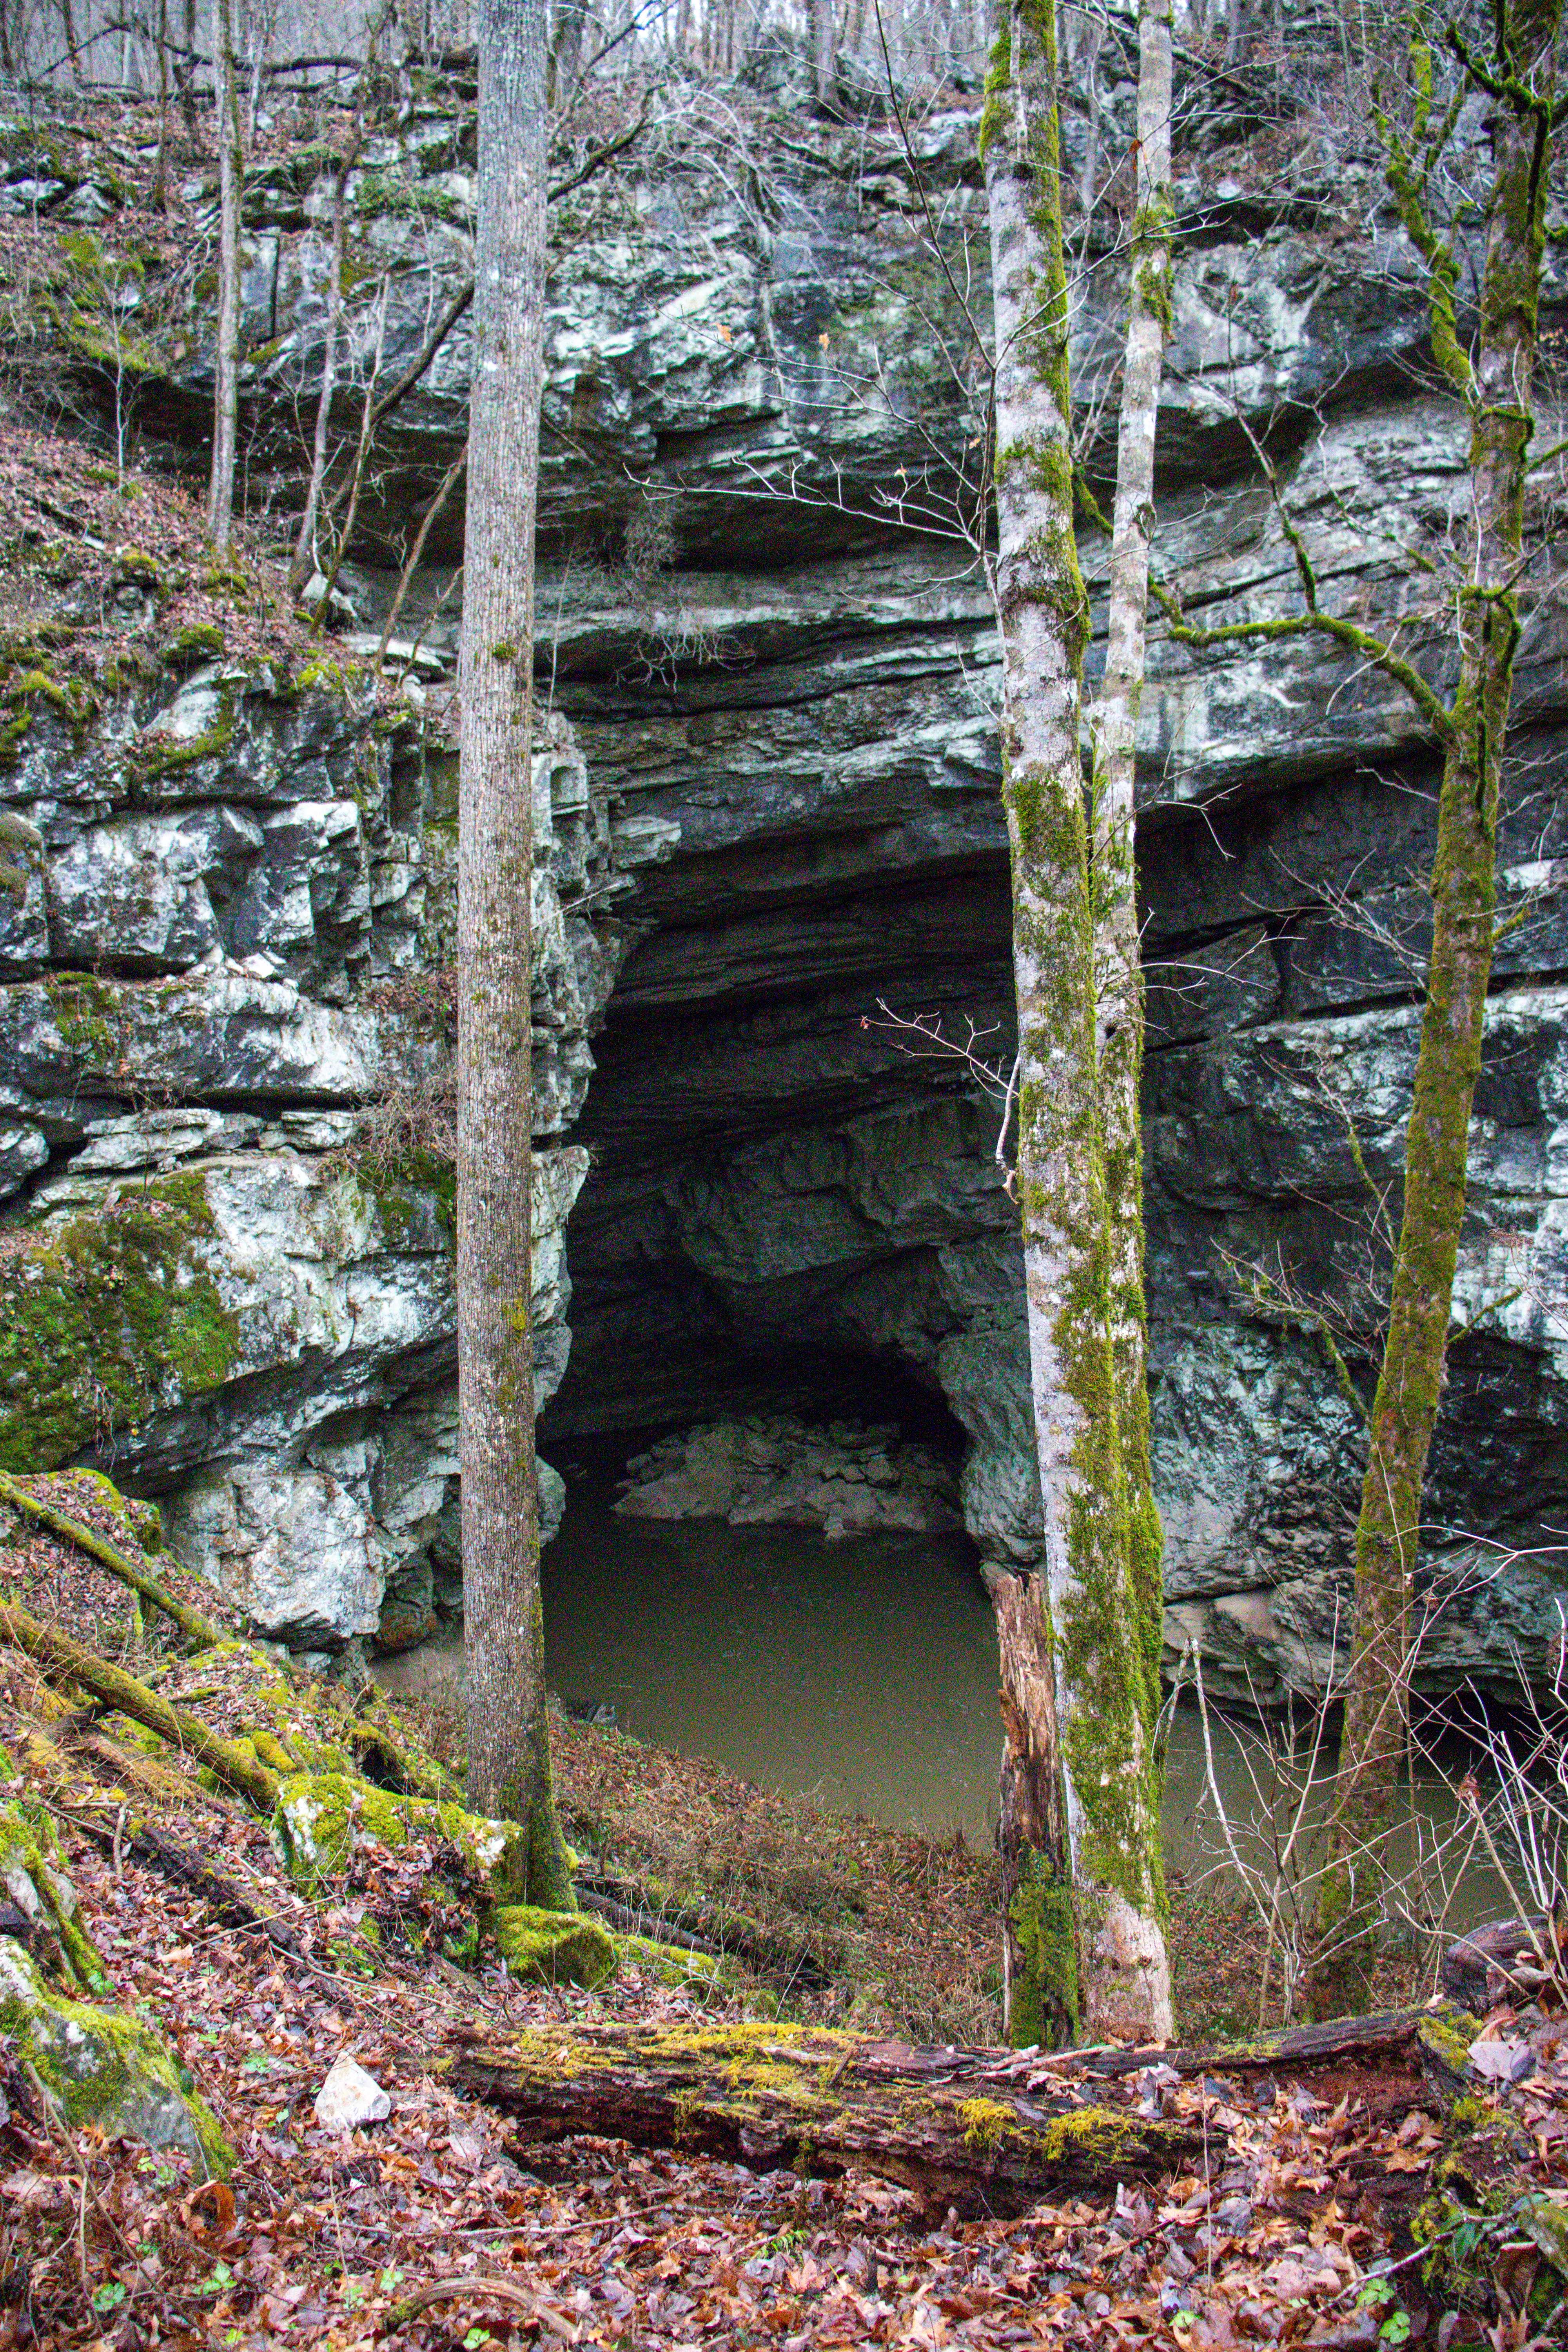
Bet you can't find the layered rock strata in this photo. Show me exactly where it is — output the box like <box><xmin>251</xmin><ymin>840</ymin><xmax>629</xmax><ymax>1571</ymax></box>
<box><xmin>5</xmin><ymin>41</ymin><xmax>1568</xmax><ymax>1699</ymax></box>
<box><xmin>0</xmin><ymin>670</ymin><xmax>658</xmax><ymax>1657</ymax></box>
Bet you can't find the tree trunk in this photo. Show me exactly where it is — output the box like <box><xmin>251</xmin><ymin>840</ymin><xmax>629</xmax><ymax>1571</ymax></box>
<box><xmin>451</xmin><ymin>2020</ymin><xmax>1206</xmax><ymax>2217</ymax></box>
<box><xmin>458</xmin><ymin>0</ymin><xmax>573</xmax><ymax>1910</ymax></box>
<box><xmin>1312</xmin><ymin>0</ymin><xmax>1560</xmax><ymax>2014</ymax></box>
<box><xmin>981</xmin><ymin>0</ymin><xmax>1171</xmax><ymax>2049</ymax></box>
<box><xmin>813</xmin><ymin>0</ymin><xmax>835</xmax><ymax>104</ymax></box>
<box><xmin>206</xmin><ymin>0</ymin><xmax>242</xmax><ymax>556</ymax></box>
<box><xmin>1091</xmin><ymin>0</ymin><xmax>1173</xmax><ymax>1786</ymax></box>
<box><xmin>289</xmin><ymin>120</ymin><xmax>362</xmax><ymax>595</ymax></box>
<box><xmin>178</xmin><ymin>0</ymin><xmax>198</xmax><ymax>136</ymax></box>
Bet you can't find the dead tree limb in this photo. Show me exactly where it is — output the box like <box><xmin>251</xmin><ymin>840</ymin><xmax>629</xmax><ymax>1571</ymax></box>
<box><xmin>0</xmin><ymin>1606</ymin><xmax>278</xmax><ymax>1814</ymax></box>
<box><xmin>450</xmin><ymin>2020</ymin><xmax>1208</xmax><ymax>2216</ymax></box>
<box><xmin>0</xmin><ymin>1473</ymin><xmax>220</xmax><ymax>1649</ymax></box>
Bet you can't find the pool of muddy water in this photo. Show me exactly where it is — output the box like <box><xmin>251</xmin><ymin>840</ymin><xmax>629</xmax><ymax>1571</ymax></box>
<box><xmin>376</xmin><ymin>1476</ymin><xmax>1510</xmax><ymax>1929</ymax></box>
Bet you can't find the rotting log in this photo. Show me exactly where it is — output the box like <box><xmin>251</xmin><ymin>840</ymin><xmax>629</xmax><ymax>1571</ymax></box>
<box><xmin>0</xmin><ymin>1606</ymin><xmax>278</xmax><ymax>1814</ymax></box>
<box><xmin>1079</xmin><ymin>2003</ymin><xmax>1481</xmax><ymax>2099</ymax></box>
<box><xmin>0</xmin><ymin>1473</ymin><xmax>220</xmax><ymax>1649</ymax></box>
<box><xmin>67</xmin><ymin>1808</ymin><xmax>307</xmax><ymax>1960</ymax></box>
<box><xmin>449</xmin><ymin>2020</ymin><xmax>1207</xmax><ymax>2217</ymax></box>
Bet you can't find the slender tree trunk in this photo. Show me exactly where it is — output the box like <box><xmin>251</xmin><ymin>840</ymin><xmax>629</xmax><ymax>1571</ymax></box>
<box><xmin>179</xmin><ymin>0</ymin><xmax>197</xmax><ymax>139</ymax></box>
<box><xmin>458</xmin><ymin>0</ymin><xmax>573</xmax><ymax>1909</ymax></box>
<box><xmin>981</xmin><ymin>0</ymin><xmax>1171</xmax><ymax>2047</ymax></box>
<box><xmin>289</xmin><ymin>120</ymin><xmax>362</xmax><ymax>595</ymax></box>
<box><xmin>1312</xmin><ymin>0</ymin><xmax>1560</xmax><ymax>2014</ymax></box>
<box><xmin>1092</xmin><ymin>0</ymin><xmax>1173</xmax><ymax>1798</ymax></box>
<box><xmin>153</xmin><ymin>0</ymin><xmax>170</xmax><ymax>206</ymax></box>
<box><xmin>1225</xmin><ymin>0</ymin><xmax>1248</xmax><ymax>67</ymax></box>
<box><xmin>206</xmin><ymin>0</ymin><xmax>243</xmax><ymax>555</ymax></box>
<box><xmin>813</xmin><ymin>0</ymin><xmax>835</xmax><ymax>103</ymax></box>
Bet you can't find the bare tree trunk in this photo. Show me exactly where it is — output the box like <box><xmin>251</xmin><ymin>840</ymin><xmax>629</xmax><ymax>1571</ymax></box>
<box><xmin>458</xmin><ymin>0</ymin><xmax>573</xmax><ymax>1908</ymax></box>
<box><xmin>813</xmin><ymin>0</ymin><xmax>835</xmax><ymax>103</ymax></box>
<box><xmin>289</xmin><ymin>118</ymin><xmax>363</xmax><ymax>595</ymax></box>
<box><xmin>1225</xmin><ymin>0</ymin><xmax>1248</xmax><ymax>66</ymax></box>
<box><xmin>981</xmin><ymin>0</ymin><xmax>1171</xmax><ymax>2048</ymax></box>
<box><xmin>206</xmin><ymin>0</ymin><xmax>243</xmax><ymax>555</ymax></box>
<box><xmin>153</xmin><ymin>0</ymin><xmax>171</xmax><ymax>205</ymax></box>
<box><xmin>178</xmin><ymin>0</ymin><xmax>197</xmax><ymax>135</ymax></box>
<box><xmin>1092</xmin><ymin>0</ymin><xmax>1174</xmax><ymax>1851</ymax></box>
<box><xmin>1312</xmin><ymin>0</ymin><xmax>1561</xmax><ymax>2014</ymax></box>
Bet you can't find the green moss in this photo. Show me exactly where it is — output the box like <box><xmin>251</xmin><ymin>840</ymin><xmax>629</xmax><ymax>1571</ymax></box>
<box><xmin>1007</xmin><ymin>1849</ymin><xmax>1079</xmax><ymax>2049</ymax></box>
<box><xmin>126</xmin><ymin>713</ymin><xmax>236</xmax><ymax>783</ymax></box>
<box><xmin>162</xmin><ymin>624</ymin><xmax>226</xmax><ymax>669</ymax></box>
<box><xmin>274</xmin><ymin>1769</ymin><xmax>528</xmax><ymax>1900</ymax></box>
<box><xmin>0</xmin><ymin>1172</ymin><xmax>240</xmax><ymax>1473</ymax></box>
<box><xmin>0</xmin><ymin>1940</ymin><xmax>232</xmax><ymax>2175</ymax></box>
<box><xmin>492</xmin><ymin>1904</ymin><xmax>617</xmax><ymax>1991</ymax></box>
<box><xmin>616</xmin><ymin>1933</ymin><xmax>739</xmax><ymax>2004</ymax></box>
<box><xmin>4</xmin><ymin>666</ymin><xmax>96</xmax><ymax>737</ymax></box>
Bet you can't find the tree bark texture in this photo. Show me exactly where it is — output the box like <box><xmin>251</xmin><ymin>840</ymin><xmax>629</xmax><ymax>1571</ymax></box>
<box><xmin>452</xmin><ymin>2021</ymin><xmax>1206</xmax><ymax>2217</ymax></box>
<box><xmin>981</xmin><ymin>0</ymin><xmax>1171</xmax><ymax>2050</ymax></box>
<box><xmin>457</xmin><ymin>0</ymin><xmax>572</xmax><ymax>1909</ymax></box>
<box><xmin>1091</xmin><ymin>0</ymin><xmax>1173</xmax><ymax>1748</ymax></box>
<box><xmin>1315</xmin><ymin>0</ymin><xmax>1561</xmax><ymax>2010</ymax></box>
<box><xmin>206</xmin><ymin>0</ymin><xmax>242</xmax><ymax>555</ymax></box>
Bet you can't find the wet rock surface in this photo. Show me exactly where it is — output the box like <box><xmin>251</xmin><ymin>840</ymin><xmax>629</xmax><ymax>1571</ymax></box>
<box><xmin>615</xmin><ymin>1414</ymin><xmax>962</xmax><ymax>1542</ymax></box>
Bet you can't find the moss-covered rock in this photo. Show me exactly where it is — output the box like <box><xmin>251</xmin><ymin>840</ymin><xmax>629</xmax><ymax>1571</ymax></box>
<box><xmin>0</xmin><ymin>1797</ymin><xmax>108</xmax><ymax>1994</ymax></box>
<box><xmin>492</xmin><ymin>1904</ymin><xmax>617</xmax><ymax>1991</ymax></box>
<box><xmin>0</xmin><ymin>1936</ymin><xmax>232</xmax><ymax>2174</ymax></box>
<box><xmin>0</xmin><ymin>1172</ymin><xmax>239</xmax><ymax>1472</ymax></box>
<box><xmin>272</xmin><ymin>1768</ymin><xmax>528</xmax><ymax>1897</ymax></box>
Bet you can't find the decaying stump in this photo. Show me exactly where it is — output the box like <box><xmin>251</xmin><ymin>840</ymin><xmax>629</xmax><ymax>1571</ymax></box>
<box><xmin>1443</xmin><ymin>1914</ymin><xmax>1568</xmax><ymax>2012</ymax></box>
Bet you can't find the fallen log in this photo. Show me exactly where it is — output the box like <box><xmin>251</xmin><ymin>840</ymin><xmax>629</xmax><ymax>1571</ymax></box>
<box><xmin>450</xmin><ymin>2020</ymin><xmax>1208</xmax><ymax>2217</ymax></box>
<box><xmin>1080</xmin><ymin>2002</ymin><xmax>1481</xmax><ymax>2099</ymax></box>
<box><xmin>0</xmin><ymin>1472</ymin><xmax>221</xmax><ymax>1649</ymax></box>
<box><xmin>67</xmin><ymin>1808</ymin><xmax>307</xmax><ymax>1960</ymax></box>
<box><xmin>0</xmin><ymin>1606</ymin><xmax>279</xmax><ymax>1815</ymax></box>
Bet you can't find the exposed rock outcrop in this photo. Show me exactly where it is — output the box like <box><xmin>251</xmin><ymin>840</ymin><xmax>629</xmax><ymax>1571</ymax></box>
<box><xmin>0</xmin><ymin>660</ymin><xmax>661</xmax><ymax>1656</ymax></box>
<box><xmin>616</xmin><ymin>1415</ymin><xmax>962</xmax><ymax>1542</ymax></box>
<box><xmin>4</xmin><ymin>42</ymin><xmax>1567</xmax><ymax>1701</ymax></box>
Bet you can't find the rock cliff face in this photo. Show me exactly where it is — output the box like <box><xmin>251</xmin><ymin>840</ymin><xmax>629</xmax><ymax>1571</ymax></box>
<box><xmin>4</xmin><ymin>44</ymin><xmax>1567</xmax><ymax>1699</ymax></box>
<box><xmin>0</xmin><ymin>667</ymin><xmax>659</xmax><ymax>1658</ymax></box>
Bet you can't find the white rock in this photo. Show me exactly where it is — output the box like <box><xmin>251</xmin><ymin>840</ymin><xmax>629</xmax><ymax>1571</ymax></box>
<box><xmin>313</xmin><ymin>2054</ymin><xmax>391</xmax><ymax>2129</ymax></box>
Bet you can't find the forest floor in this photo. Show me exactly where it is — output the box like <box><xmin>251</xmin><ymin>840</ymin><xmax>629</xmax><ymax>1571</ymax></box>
<box><xmin>3</xmin><ymin>1486</ymin><xmax>1567</xmax><ymax>2352</ymax></box>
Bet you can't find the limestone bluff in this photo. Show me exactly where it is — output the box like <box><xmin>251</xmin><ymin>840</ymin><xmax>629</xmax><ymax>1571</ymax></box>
<box><xmin>1</xmin><ymin>41</ymin><xmax>1566</xmax><ymax>1699</ymax></box>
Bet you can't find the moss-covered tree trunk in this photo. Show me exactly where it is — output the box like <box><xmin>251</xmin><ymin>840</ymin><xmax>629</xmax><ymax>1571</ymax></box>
<box><xmin>1092</xmin><ymin>0</ymin><xmax>1173</xmax><ymax>1751</ymax></box>
<box><xmin>1312</xmin><ymin>0</ymin><xmax>1561</xmax><ymax>2014</ymax></box>
<box><xmin>205</xmin><ymin>0</ymin><xmax>241</xmax><ymax>555</ymax></box>
<box><xmin>981</xmin><ymin>0</ymin><xmax>1171</xmax><ymax>2047</ymax></box>
<box><xmin>457</xmin><ymin>0</ymin><xmax>572</xmax><ymax>1909</ymax></box>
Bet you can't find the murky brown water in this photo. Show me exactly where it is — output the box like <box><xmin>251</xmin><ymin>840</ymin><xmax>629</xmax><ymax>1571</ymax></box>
<box><xmin>376</xmin><ymin>1477</ymin><xmax>1511</xmax><ymax>1930</ymax></box>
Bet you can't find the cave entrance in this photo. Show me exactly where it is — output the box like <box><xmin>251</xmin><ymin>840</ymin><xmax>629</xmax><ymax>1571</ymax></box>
<box><xmin>540</xmin><ymin>1364</ymin><xmax>1004</xmax><ymax>1841</ymax></box>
